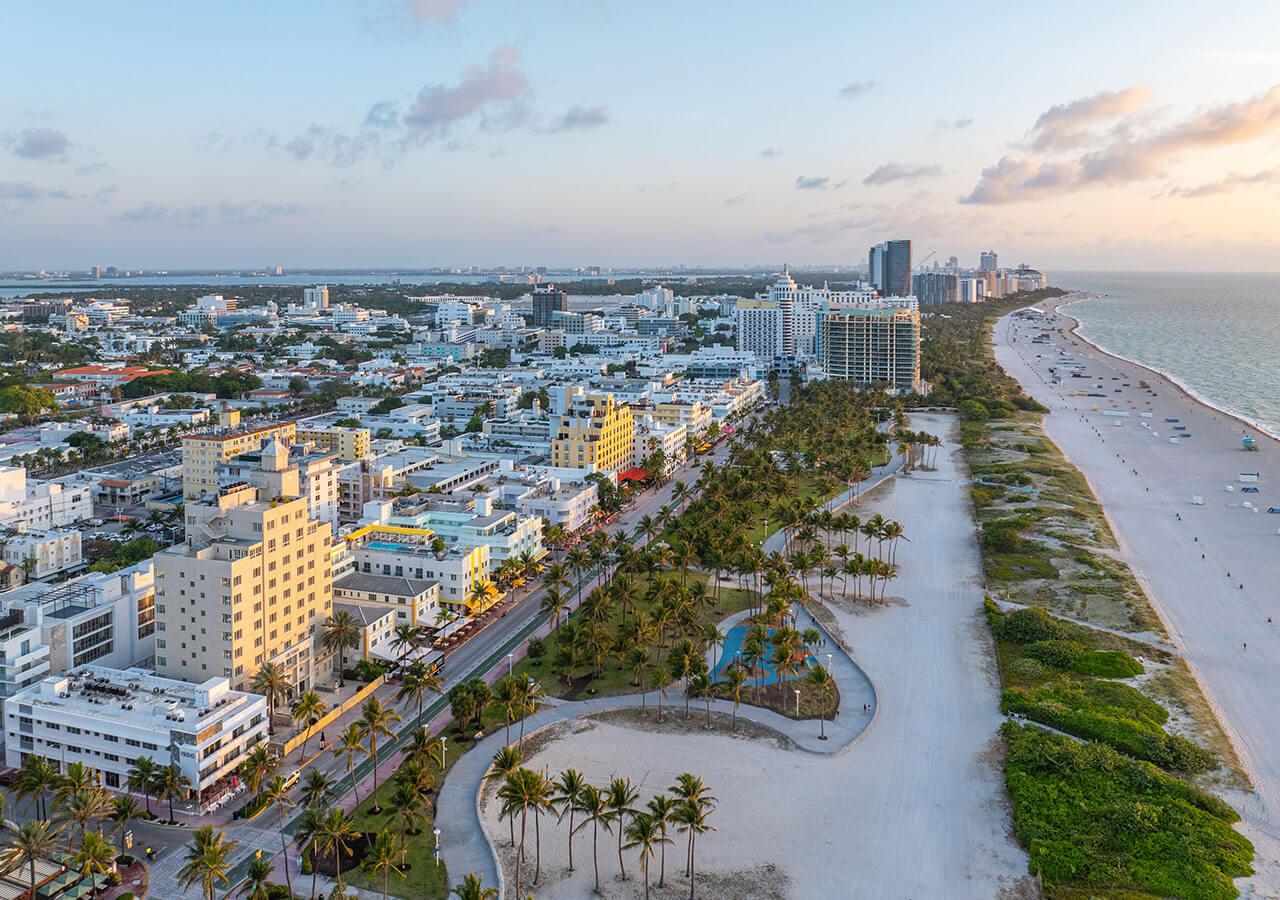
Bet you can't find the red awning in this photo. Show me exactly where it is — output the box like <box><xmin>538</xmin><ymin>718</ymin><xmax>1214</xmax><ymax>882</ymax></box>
<box><xmin>617</xmin><ymin>467</ymin><xmax>650</xmax><ymax>482</ymax></box>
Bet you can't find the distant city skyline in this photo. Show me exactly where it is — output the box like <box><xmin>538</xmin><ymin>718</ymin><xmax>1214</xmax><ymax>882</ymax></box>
<box><xmin>4</xmin><ymin>1</ymin><xmax>1280</xmax><ymax>271</ymax></box>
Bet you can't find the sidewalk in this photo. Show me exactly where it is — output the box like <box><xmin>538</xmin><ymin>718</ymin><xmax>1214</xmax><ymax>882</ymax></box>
<box><xmin>437</xmin><ymin>601</ymin><xmax>877</xmax><ymax>896</ymax></box>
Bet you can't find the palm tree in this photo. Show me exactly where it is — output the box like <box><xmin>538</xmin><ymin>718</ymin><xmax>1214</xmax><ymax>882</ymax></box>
<box><xmin>321</xmin><ymin>610</ymin><xmax>362</xmax><ymax>686</ymax></box>
<box><xmin>674</xmin><ymin>795</ymin><xmax>717</xmax><ymax>899</ymax></box>
<box><xmin>299</xmin><ymin>769</ymin><xmax>337</xmax><ymax>812</ymax></box>
<box><xmin>540</xmin><ymin>588</ymin><xmax>571</xmax><ymax>641</ymax></box>
<box><xmin>363</xmin><ymin>829</ymin><xmax>405</xmax><ymax>900</ymax></box>
<box><xmin>240</xmin><ymin>744</ymin><xmax>277</xmax><ymax>799</ymax></box>
<box><xmin>154</xmin><ymin>765</ymin><xmax>192</xmax><ymax>822</ymax></box>
<box><xmin>646</xmin><ymin>794</ymin><xmax>677</xmax><ymax>888</ymax></box>
<box><xmin>553</xmin><ymin>768</ymin><xmax>587</xmax><ymax>872</ymax></box>
<box><xmin>250</xmin><ymin>662</ymin><xmax>290</xmax><ymax>735</ymax></box>
<box><xmin>688</xmin><ymin>672</ymin><xmax>717</xmax><ymax>728</ymax></box>
<box><xmin>261</xmin><ymin>776</ymin><xmax>296</xmax><ymax>898</ymax></box>
<box><xmin>449</xmin><ymin>872</ymin><xmax>499</xmax><ymax>900</ymax></box>
<box><xmin>724</xmin><ymin>668</ymin><xmax>747</xmax><ymax>727</ymax></box>
<box><xmin>59</xmin><ymin>787</ymin><xmax>112</xmax><ymax>852</ymax></box>
<box><xmin>16</xmin><ymin>753</ymin><xmax>57</xmax><ymax>820</ymax></box>
<box><xmin>4</xmin><ymin>820</ymin><xmax>60</xmax><ymax>900</ymax></box>
<box><xmin>72</xmin><ymin>830</ymin><xmax>115</xmax><ymax>884</ymax></box>
<box><xmin>332</xmin><ymin>723</ymin><xmax>367</xmax><ymax>807</ymax></box>
<box><xmin>396</xmin><ymin>660</ymin><xmax>442</xmax><ymax>728</ymax></box>
<box><xmin>487</xmin><ymin>745</ymin><xmax>522</xmax><ymax>849</ymax></box>
<box><xmin>806</xmin><ymin>663</ymin><xmax>837</xmax><ymax>740</ymax></box>
<box><xmin>648</xmin><ymin>665</ymin><xmax>672</xmax><ymax>723</ymax></box>
<box><xmin>670</xmin><ymin>774</ymin><xmax>715</xmax><ymax>878</ymax></box>
<box><xmin>292</xmin><ymin>690</ymin><xmax>327</xmax><ymax>761</ymax></box>
<box><xmin>316</xmin><ymin>808</ymin><xmax>357</xmax><ymax>887</ymax></box>
<box><xmin>109</xmin><ymin>796</ymin><xmax>142</xmax><ymax>856</ymax></box>
<box><xmin>490</xmin><ymin>676</ymin><xmax>521</xmax><ymax>746</ymax></box>
<box><xmin>624</xmin><ymin>813</ymin><xmax>670</xmax><ymax>900</ymax></box>
<box><xmin>572</xmin><ymin>783</ymin><xmax>613</xmax><ymax>895</ymax></box>
<box><xmin>294</xmin><ymin>807</ymin><xmax>325</xmax><ymax>900</ymax></box>
<box><xmin>390</xmin><ymin>623</ymin><xmax>426</xmax><ymax>665</ymax></box>
<box><xmin>606</xmin><ymin>777</ymin><xmax>639</xmax><ymax>881</ymax></box>
<box><xmin>241</xmin><ymin>856</ymin><xmax>274</xmax><ymax>900</ymax></box>
<box><xmin>126</xmin><ymin>757</ymin><xmax>158</xmax><ymax>819</ymax></box>
<box><xmin>55</xmin><ymin>761</ymin><xmax>97</xmax><ymax>804</ymax></box>
<box><xmin>178</xmin><ymin>826</ymin><xmax>239</xmax><ymax>900</ymax></box>
<box><xmin>517</xmin><ymin>678</ymin><xmax>546</xmax><ymax>746</ymax></box>
<box><xmin>387</xmin><ymin>781</ymin><xmax>424</xmax><ymax>865</ymax></box>
<box><xmin>359</xmin><ymin>696</ymin><xmax>402</xmax><ymax>813</ymax></box>
<box><xmin>496</xmin><ymin>769</ymin><xmax>540</xmax><ymax>899</ymax></box>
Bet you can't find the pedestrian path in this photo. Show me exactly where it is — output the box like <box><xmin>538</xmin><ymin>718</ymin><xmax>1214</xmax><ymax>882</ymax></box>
<box><xmin>437</xmin><ymin>602</ymin><xmax>877</xmax><ymax>897</ymax></box>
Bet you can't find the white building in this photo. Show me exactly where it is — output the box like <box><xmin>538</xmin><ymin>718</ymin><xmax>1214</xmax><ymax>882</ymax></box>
<box><xmin>304</xmin><ymin>285</ymin><xmax>330</xmax><ymax>310</ymax></box>
<box><xmin>1</xmin><ymin>527</ymin><xmax>83</xmax><ymax>581</ymax></box>
<box><xmin>633</xmin><ymin>415</ymin><xmax>687</xmax><ymax>475</ymax></box>
<box><xmin>734</xmin><ymin>302</ymin><xmax>784</xmax><ymax>360</ymax></box>
<box><xmin>0</xmin><ymin>467</ymin><xmax>92</xmax><ymax>530</ymax></box>
<box><xmin>3</xmin><ymin>666</ymin><xmax>268</xmax><ymax>805</ymax></box>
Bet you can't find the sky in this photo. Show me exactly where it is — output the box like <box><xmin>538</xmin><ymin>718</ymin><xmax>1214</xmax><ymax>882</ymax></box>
<box><xmin>4</xmin><ymin>0</ymin><xmax>1280</xmax><ymax>272</ymax></box>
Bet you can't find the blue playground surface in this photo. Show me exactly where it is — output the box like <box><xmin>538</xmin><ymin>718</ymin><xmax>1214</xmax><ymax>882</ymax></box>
<box><xmin>715</xmin><ymin>624</ymin><xmax>810</xmax><ymax>685</ymax></box>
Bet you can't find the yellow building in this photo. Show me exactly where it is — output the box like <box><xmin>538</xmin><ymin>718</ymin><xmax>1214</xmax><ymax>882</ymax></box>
<box><xmin>156</xmin><ymin>477</ymin><xmax>332</xmax><ymax>693</ymax></box>
<box><xmin>182</xmin><ymin>422</ymin><xmax>297</xmax><ymax>500</ymax></box>
<box><xmin>551</xmin><ymin>393</ymin><xmax>635</xmax><ymax>472</ymax></box>
<box><xmin>297</xmin><ymin>425</ymin><xmax>371</xmax><ymax>461</ymax></box>
<box><xmin>650</xmin><ymin>401</ymin><xmax>712</xmax><ymax>433</ymax></box>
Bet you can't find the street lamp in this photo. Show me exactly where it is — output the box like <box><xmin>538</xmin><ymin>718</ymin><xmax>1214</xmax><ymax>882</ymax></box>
<box><xmin>440</xmin><ymin>734</ymin><xmax>447</xmax><ymax>764</ymax></box>
<box><xmin>794</xmin><ymin>688</ymin><xmax>800</xmax><ymax>717</ymax></box>
<box><xmin>826</xmin><ymin>653</ymin><xmax>832</xmax><ymax>671</ymax></box>
<box><xmin>507</xmin><ymin>653</ymin><xmax>513</xmax><ymax>674</ymax></box>
<box><xmin>433</xmin><ymin>827</ymin><xmax>442</xmax><ymax>866</ymax></box>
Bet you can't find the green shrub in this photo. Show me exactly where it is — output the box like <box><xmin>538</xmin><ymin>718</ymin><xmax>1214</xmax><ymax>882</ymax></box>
<box><xmin>995</xmin><ymin>607</ymin><xmax>1066</xmax><ymax>644</ymax></box>
<box><xmin>1075</xmin><ymin>650</ymin><xmax>1144</xmax><ymax>678</ymax></box>
<box><xmin>982</xmin><ymin>520</ymin><xmax>1023</xmax><ymax>552</ymax></box>
<box><xmin>1002</xmin><ymin>681</ymin><xmax>1213</xmax><ymax>775</ymax></box>
<box><xmin>1003</xmin><ymin>722</ymin><xmax>1251</xmax><ymax>899</ymax></box>
<box><xmin>343</xmin><ymin>660</ymin><xmax>386</xmax><ymax>683</ymax></box>
<box><xmin>526</xmin><ymin>636</ymin><xmax>546</xmax><ymax>660</ymax></box>
<box><xmin>959</xmin><ymin>399</ymin><xmax>990</xmax><ymax>422</ymax></box>
<box><xmin>1023</xmin><ymin>640</ymin><xmax>1084</xmax><ymax>670</ymax></box>
<box><xmin>1009</xmin><ymin>657</ymin><xmax>1049</xmax><ymax>682</ymax></box>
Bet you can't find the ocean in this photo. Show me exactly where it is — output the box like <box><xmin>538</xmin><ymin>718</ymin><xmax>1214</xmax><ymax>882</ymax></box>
<box><xmin>1051</xmin><ymin>271</ymin><xmax>1280</xmax><ymax>441</ymax></box>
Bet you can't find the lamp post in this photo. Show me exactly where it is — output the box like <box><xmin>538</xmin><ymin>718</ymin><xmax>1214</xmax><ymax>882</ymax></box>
<box><xmin>507</xmin><ymin>653</ymin><xmax>513</xmax><ymax>674</ymax></box>
<box><xmin>433</xmin><ymin>827</ymin><xmax>441</xmax><ymax>866</ymax></box>
<box><xmin>794</xmin><ymin>688</ymin><xmax>800</xmax><ymax>717</ymax></box>
<box><xmin>826</xmin><ymin>653</ymin><xmax>832</xmax><ymax>671</ymax></box>
<box><xmin>440</xmin><ymin>734</ymin><xmax>447</xmax><ymax>767</ymax></box>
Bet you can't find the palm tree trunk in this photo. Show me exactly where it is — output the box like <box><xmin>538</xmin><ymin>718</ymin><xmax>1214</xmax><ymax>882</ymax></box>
<box><xmin>278</xmin><ymin>813</ymin><xmax>293</xmax><ymax>897</ymax></box>
<box><xmin>311</xmin><ymin>838</ymin><xmax>318</xmax><ymax>900</ymax></box>
<box><xmin>348</xmin><ymin>760</ymin><xmax>360</xmax><ymax>808</ymax></box>
<box><xmin>617</xmin><ymin>815</ymin><xmax>627</xmax><ymax>879</ymax></box>
<box><xmin>534</xmin><ymin>808</ymin><xmax>542</xmax><ymax>884</ymax></box>
<box><xmin>370</xmin><ymin>742</ymin><xmax>381</xmax><ymax>811</ymax></box>
<box><xmin>658</xmin><ymin>831</ymin><xmax>666</xmax><ymax>886</ymax></box>
<box><xmin>689</xmin><ymin>830</ymin><xmax>697</xmax><ymax>899</ymax></box>
<box><xmin>592</xmin><ymin>820</ymin><xmax>601</xmax><ymax>894</ymax></box>
<box><xmin>566</xmin><ymin>808</ymin><xmax>577</xmax><ymax>871</ymax></box>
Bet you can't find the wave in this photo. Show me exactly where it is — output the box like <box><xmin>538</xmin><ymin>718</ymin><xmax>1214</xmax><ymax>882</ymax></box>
<box><xmin>1056</xmin><ymin>297</ymin><xmax>1280</xmax><ymax>444</ymax></box>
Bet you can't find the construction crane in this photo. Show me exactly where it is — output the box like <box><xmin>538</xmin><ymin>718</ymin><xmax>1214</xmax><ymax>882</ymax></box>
<box><xmin>912</xmin><ymin>249</ymin><xmax>936</xmax><ymax>271</ymax></box>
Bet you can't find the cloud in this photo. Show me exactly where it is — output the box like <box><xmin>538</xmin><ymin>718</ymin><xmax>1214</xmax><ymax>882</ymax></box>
<box><xmin>0</xmin><ymin>181</ymin><xmax>73</xmax><ymax>204</ymax></box>
<box><xmin>364</xmin><ymin>101</ymin><xmax>400</xmax><ymax>130</ymax></box>
<box><xmin>760</xmin><ymin>147</ymin><xmax>781</xmax><ymax>158</ymax></box>
<box><xmin>964</xmin><ymin>84</ymin><xmax>1280</xmax><ymax>204</ymax></box>
<box><xmin>402</xmin><ymin>0</ymin><xmax>471</xmax><ymax>23</ymax></box>
<box><xmin>935</xmin><ymin>116</ymin><xmax>973</xmax><ymax>130</ymax></box>
<box><xmin>724</xmin><ymin>192</ymin><xmax>749</xmax><ymax>205</ymax></box>
<box><xmin>1170</xmin><ymin>166</ymin><xmax>1280</xmax><ymax>197</ymax></box>
<box><xmin>110</xmin><ymin>200</ymin><xmax>301</xmax><ymax>224</ymax></box>
<box><xmin>1029</xmin><ymin>85</ymin><xmax>1151</xmax><ymax>151</ymax></box>
<box><xmin>545</xmin><ymin>105</ymin><xmax>609</xmax><ymax>132</ymax></box>
<box><xmin>794</xmin><ymin>175</ymin><xmax>829</xmax><ymax>190</ymax></box>
<box><xmin>863</xmin><ymin>163</ymin><xmax>944</xmax><ymax>186</ymax></box>
<box><xmin>839</xmin><ymin>80</ymin><xmax>875</xmax><ymax>100</ymax></box>
<box><xmin>402</xmin><ymin>45</ymin><xmax>528</xmax><ymax>137</ymax></box>
<box><xmin>10</xmin><ymin>128</ymin><xmax>70</xmax><ymax>160</ymax></box>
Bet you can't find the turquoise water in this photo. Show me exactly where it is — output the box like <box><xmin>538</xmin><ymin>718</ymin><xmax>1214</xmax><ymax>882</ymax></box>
<box><xmin>367</xmin><ymin>540</ymin><xmax>413</xmax><ymax>551</ymax></box>
<box><xmin>1050</xmin><ymin>271</ymin><xmax>1280</xmax><ymax>440</ymax></box>
<box><xmin>715</xmin><ymin>625</ymin><xmax>813</xmax><ymax>685</ymax></box>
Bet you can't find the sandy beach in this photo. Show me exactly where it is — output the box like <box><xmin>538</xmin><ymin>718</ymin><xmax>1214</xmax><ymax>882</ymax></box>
<box><xmin>994</xmin><ymin>297</ymin><xmax>1280</xmax><ymax>892</ymax></box>
<box><xmin>477</xmin><ymin>413</ymin><xmax>1032</xmax><ymax>898</ymax></box>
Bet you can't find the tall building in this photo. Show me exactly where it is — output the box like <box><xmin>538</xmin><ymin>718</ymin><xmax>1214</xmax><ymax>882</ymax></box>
<box><xmin>748</xmin><ymin>267</ymin><xmax>880</xmax><ymax>359</ymax></box>
<box><xmin>182</xmin><ymin>422</ymin><xmax>297</xmax><ymax>500</ymax></box>
<box><xmin>296</xmin><ymin>425</ymin><xmax>370</xmax><ymax>462</ymax></box>
<box><xmin>92</xmin><ymin>265</ymin><xmax>101</xmax><ymax>280</ymax></box>
<box><xmin>221</xmin><ymin>436</ymin><xmax>342</xmax><ymax>534</ymax></box>
<box><xmin>303</xmin><ymin>285</ymin><xmax>330</xmax><ymax>309</ymax></box>
<box><xmin>156</xmin><ymin>462</ymin><xmax>332</xmax><ymax>692</ymax></box>
<box><xmin>551</xmin><ymin>393</ymin><xmax>635</xmax><ymax>472</ymax></box>
<box><xmin>734</xmin><ymin>300</ymin><xmax>785</xmax><ymax>360</ymax></box>
<box><xmin>531</xmin><ymin>284</ymin><xmax>568</xmax><ymax>326</ymax></box>
<box><xmin>914</xmin><ymin>272</ymin><xmax>960</xmax><ymax>307</ymax></box>
<box><xmin>816</xmin><ymin>306</ymin><xmax>921</xmax><ymax>391</ymax></box>
<box><xmin>979</xmin><ymin>250</ymin><xmax>998</xmax><ymax>271</ymax></box>
<box><xmin>869</xmin><ymin>240</ymin><xmax>912</xmax><ymax>297</ymax></box>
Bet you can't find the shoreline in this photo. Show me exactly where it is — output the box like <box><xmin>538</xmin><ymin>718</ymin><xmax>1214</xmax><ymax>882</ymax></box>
<box><xmin>1052</xmin><ymin>293</ymin><xmax>1280</xmax><ymax>446</ymax></box>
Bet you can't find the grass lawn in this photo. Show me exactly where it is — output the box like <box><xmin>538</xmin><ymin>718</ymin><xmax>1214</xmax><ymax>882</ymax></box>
<box><xmin>712</xmin><ymin>678</ymin><xmax>840</xmax><ymax>720</ymax></box>
<box><xmin>336</xmin><ymin>736</ymin><xmax>473</xmax><ymax>900</ymax></box>
<box><xmin>513</xmin><ymin>572</ymin><xmax>757</xmax><ymax>700</ymax></box>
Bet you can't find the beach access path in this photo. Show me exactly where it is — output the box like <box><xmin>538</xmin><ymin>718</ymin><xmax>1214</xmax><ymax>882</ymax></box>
<box><xmin>994</xmin><ymin>297</ymin><xmax>1280</xmax><ymax>891</ymax></box>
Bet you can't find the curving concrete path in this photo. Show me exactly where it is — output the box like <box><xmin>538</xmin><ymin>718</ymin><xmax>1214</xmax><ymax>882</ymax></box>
<box><xmin>436</xmin><ymin>608</ymin><xmax>876</xmax><ymax>897</ymax></box>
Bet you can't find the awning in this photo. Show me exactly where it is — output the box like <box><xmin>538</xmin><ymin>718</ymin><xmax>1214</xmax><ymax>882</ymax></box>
<box><xmin>617</xmin><ymin>467</ymin><xmax>650</xmax><ymax>482</ymax></box>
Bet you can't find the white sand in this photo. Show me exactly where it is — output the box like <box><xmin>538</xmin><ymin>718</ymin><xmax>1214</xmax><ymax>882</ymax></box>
<box><xmin>479</xmin><ymin>414</ymin><xmax>1032</xmax><ymax>898</ymax></box>
<box><xmin>995</xmin><ymin>299</ymin><xmax>1280</xmax><ymax>892</ymax></box>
